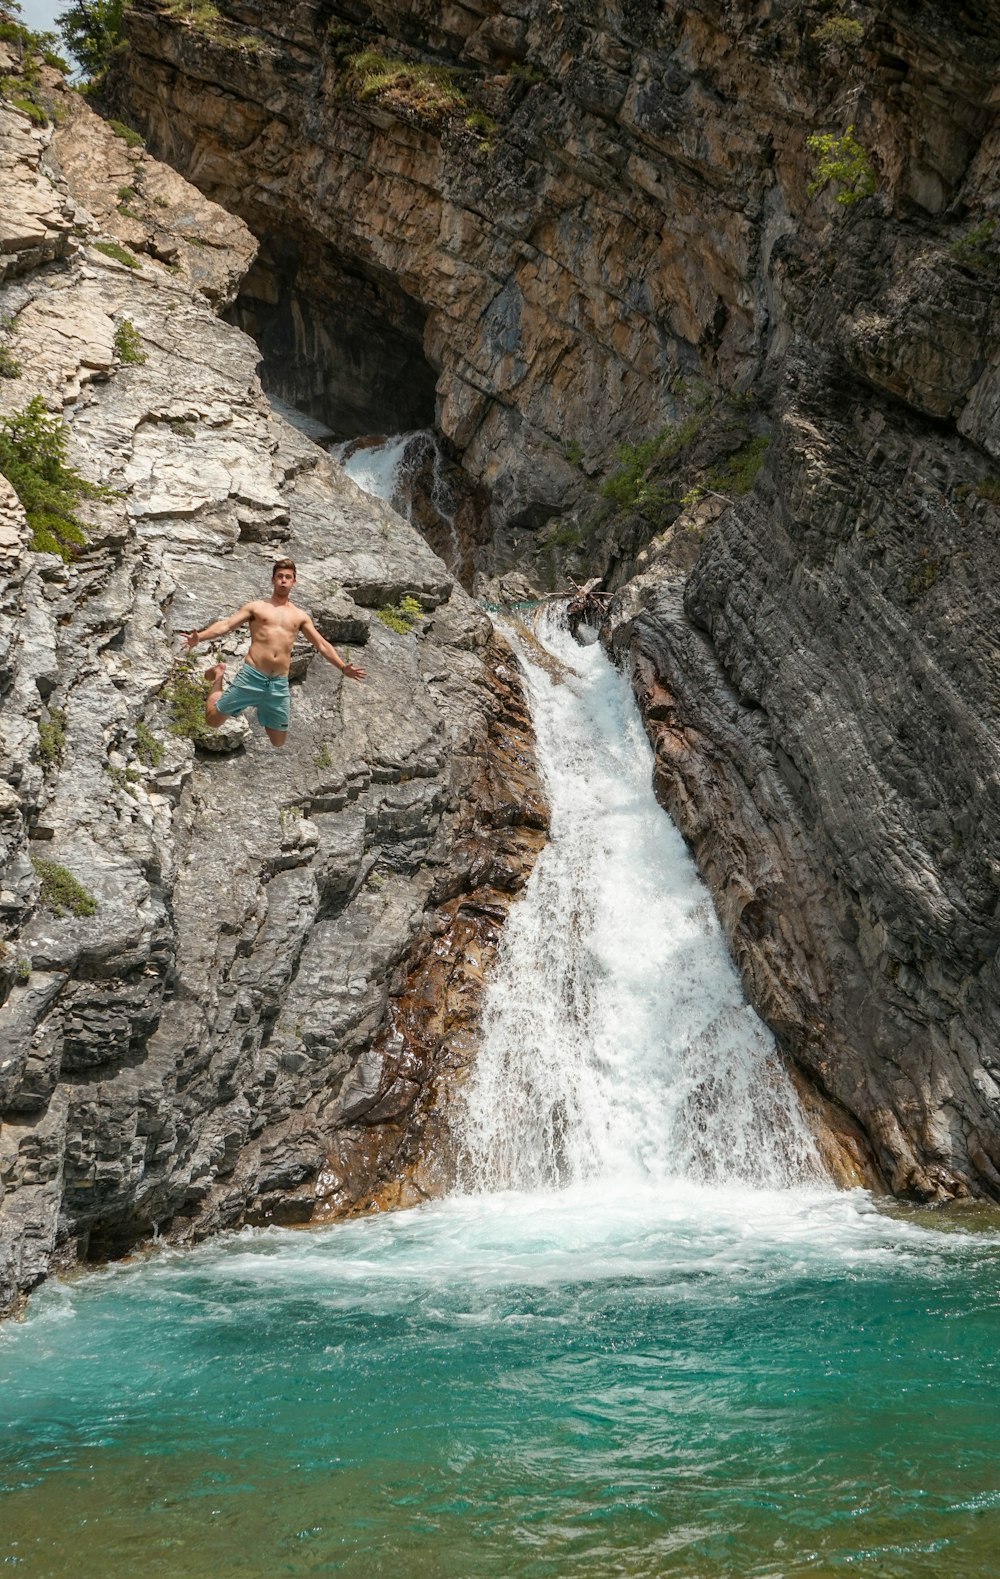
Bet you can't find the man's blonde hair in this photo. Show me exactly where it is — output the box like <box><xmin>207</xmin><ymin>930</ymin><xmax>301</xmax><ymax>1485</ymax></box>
<box><xmin>272</xmin><ymin>558</ymin><xmax>297</xmax><ymax>579</ymax></box>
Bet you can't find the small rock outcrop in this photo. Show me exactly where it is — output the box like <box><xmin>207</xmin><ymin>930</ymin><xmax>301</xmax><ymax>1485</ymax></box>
<box><xmin>111</xmin><ymin>0</ymin><xmax>1000</xmax><ymax>1202</ymax></box>
<box><xmin>0</xmin><ymin>63</ymin><xmax>546</xmax><ymax>1314</ymax></box>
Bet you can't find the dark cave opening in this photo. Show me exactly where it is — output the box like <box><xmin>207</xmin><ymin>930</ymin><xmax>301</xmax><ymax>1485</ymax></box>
<box><xmin>229</xmin><ymin>234</ymin><xmax>439</xmax><ymax>438</ymax></box>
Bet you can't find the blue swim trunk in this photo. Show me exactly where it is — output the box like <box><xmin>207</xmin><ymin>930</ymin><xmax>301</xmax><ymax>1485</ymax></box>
<box><xmin>216</xmin><ymin>663</ymin><xmax>291</xmax><ymax>731</ymax></box>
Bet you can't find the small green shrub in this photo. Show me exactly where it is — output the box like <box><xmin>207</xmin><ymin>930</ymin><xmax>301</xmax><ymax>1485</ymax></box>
<box><xmin>37</xmin><ymin>706</ymin><xmax>67</xmax><ymax>765</ymax></box>
<box><xmin>0</xmin><ymin>345</ymin><xmax>20</xmax><ymax>380</ymax></box>
<box><xmin>510</xmin><ymin>62</ymin><xmax>546</xmax><ymax>85</ymax></box>
<box><xmin>377</xmin><ymin>595</ymin><xmax>424</xmax><ymax>634</ymax></box>
<box><xmin>113</xmin><ymin>319</ymin><xmax>147</xmax><ymax>364</ymax></box>
<box><xmin>806</xmin><ymin>124</ymin><xmax>876</xmax><ymax>205</ymax></box>
<box><xmin>564</xmin><ymin>439</ymin><xmax>585</xmax><ymax>467</ymax></box>
<box><xmin>0</xmin><ymin>396</ymin><xmax>105</xmax><ymax>560</ymax></box>
<box><xmin>134</xmin><ymin>720</ymin><xmax>164</xmax><ymax>766</ymax></box>
<box><xmin>92</xmin><ymin>240</ymin><xmax>140</xmax><ymax>269</ymax></box>
<box><xmin>977</xmin><ymin>477</ymin><xmax>1000</xmax><ymax>505</ymax></box>
<box><xmin>34</xmin><ymin>857</ymin><xmax>97</xmax><ymax>918</ymax></box>
<box><xmin>162</xmin><ymin>660</ymin><xmax>211</xmax><ymax>741</ymax></box>
<box><xmin>600</xmin><ymin>412</ymin><xmax>708</xmax><ymax>514</ymax></box>
<box><xmin>907</xmin><ymin>560</ymin><xmax>938</xmax><ymax>598</ymax></box>
<box><xmin>314</xmin><ymin>743</ymin><xmax>332</xmax><ymax>770</ymax></box>
<box><xmin>550</xmin><ymin>523</ymin><xmax>584</xmax><ymax>549</ymax></box>
<box><xmin>465</xmin><ymin>108</ymin><xmax>496</xmax><ymax>137</ymax></box>
<box><xmin>709</xmin><ymin>436</ymin><xmax>771</xmax><ymax>496</ymax></box>
<box><xmin>107</xmin><ymin>118</ymin><xmax>145</xmax><ymax>149</ymax></box>
<box><xmin>949</xmin><ymin>219</ymin><xmax>999</xmax><ymax>275</ymax></box>
<box><xmin>812</xmin><ymin>15</ymin><xmax>865</xmax><ymax>53</ymax></box>
<box><xmin>16</xmin><ymin>957</ymin><xmax>31</xmax><ymax>983</ymax></box>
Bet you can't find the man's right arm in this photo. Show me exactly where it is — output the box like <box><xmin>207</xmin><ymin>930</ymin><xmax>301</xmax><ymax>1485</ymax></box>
<box><xmin>183</xmin><ymin>604</ymin><xmax>254</xmax><ymax>651</ymax></box>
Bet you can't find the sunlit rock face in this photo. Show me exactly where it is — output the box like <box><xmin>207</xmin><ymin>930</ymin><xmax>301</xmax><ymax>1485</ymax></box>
<box><xmin>109</xmin><ymin>0</ymin><xmax>1000</xmax><ymax>1205</ymax></box>
<box><xmin>0</xmin><ymin>72</ymin><xmax>546</xmax><ymax>1315</ymax></box>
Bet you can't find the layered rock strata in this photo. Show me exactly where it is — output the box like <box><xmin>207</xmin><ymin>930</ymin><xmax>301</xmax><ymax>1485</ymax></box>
<box><xmin>0</xmin><ymin>70</ymin><xmax>546</xmax><ymax>1314</ymax></box>
<box><xmin>113</xmin><ymin>0</ymin><xmax>1000</xmax><ymax>1199</ymax></box>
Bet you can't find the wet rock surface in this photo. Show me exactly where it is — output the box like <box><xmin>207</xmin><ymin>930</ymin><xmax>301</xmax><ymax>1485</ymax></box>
<box><xmin>0</xmin><ymin>74</ymin><xmax>546</xmax><ymax>1313</ymax></box>
<box><xmin>110</xmin><ymin>0</ymin><xmax>1000</xmax><ymax>1202</ymax></box>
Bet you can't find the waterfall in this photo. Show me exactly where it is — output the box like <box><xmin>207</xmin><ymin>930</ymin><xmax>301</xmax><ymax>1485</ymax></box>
<box><xmin>460</xmin><ymin>611</ymin><xmax>821</xmax><ymax>1193</ymax></box>
<box><xmin>331</xmin><ymin>430</ymin><xmax>464</xmax><ymax>573</ymax></box>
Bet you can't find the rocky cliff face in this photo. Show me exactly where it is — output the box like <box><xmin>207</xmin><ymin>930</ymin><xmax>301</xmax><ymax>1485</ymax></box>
<box><xmin>0</xmin><ymin>59</ymin><xmax>546</xmax><ymax>1315</ymax></box>
<box><xmin>111</xmin><ymin>0</ymin><xmax>1000</xmax><ymax>1201</ymax></box>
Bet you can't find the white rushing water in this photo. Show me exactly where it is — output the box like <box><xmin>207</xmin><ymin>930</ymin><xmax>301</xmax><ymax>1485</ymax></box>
<box><xmin>460</xmin><ymin>611</ymin><xmax>821</xmax><ymax>1194</ymax></box>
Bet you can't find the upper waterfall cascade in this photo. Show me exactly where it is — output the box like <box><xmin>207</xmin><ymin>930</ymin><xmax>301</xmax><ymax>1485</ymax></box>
<box><xmin>460</xmin><ymin>612</ymin><xmax>821</xmax><ymax>1193</ymax></box>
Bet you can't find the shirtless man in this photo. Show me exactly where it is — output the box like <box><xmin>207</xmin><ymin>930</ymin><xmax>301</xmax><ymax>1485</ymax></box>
<box><xmin>182</xmin><ymin>558</ymin><xmax>366</xmax><ymax>748</ymax></box>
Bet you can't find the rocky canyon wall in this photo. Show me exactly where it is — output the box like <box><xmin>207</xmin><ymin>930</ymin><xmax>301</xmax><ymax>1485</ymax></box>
<box><xmin>110</xmin><ymin>0</ymin><xmax>1000</xmax><ymax>1201</ymax></box>
<box><xmin>0</xmin><ymin>54</ymin><xmax>546</xmax><ymax>1315</ymax></box>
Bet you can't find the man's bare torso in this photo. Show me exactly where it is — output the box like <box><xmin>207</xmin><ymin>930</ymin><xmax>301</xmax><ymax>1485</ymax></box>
<box><xmin>245</xmin><ymin>600</ymin><xmax>308</xmax><ymax>676</ymax></box>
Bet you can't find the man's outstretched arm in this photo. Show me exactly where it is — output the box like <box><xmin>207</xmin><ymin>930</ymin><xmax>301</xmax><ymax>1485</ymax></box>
<box><xmin>300</xmin><ymin>616</ymin><xmax>366</xmax><ymax>680</ymax></box>
<box><xmin>182</xmin><ymin>605</ymin><xmax>254</xmax><ymax>651</ymax></box>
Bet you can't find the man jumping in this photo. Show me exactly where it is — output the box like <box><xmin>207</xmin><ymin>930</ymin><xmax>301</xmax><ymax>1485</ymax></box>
<box><xmin>182</xmin><ymin>558</ymin><xmax>366</xmax><ymax>748</ymax></box>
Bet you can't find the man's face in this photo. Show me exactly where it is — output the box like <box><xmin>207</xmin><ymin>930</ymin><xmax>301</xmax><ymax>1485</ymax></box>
<box><xmin>272</xmin><ymin>569</ymin><xmax>296</xmax><ymax>596</ymax></box>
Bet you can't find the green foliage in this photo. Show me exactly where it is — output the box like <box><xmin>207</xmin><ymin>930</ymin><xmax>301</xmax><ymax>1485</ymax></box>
<box><xmin>33</xmin><ymin>857</ymin><xmax>97</xmax><ymax>917</ymax></box>
<box><xmin>510</xmin><ymin>62</ymin><xmax>546</xmax><ymax>85</ymax></box>
<box><xmin>347</xmin><ymin>49</ymin><xmax>469</xmax><ymax>130</ymax></box>
<box><xmin>57</xmin><ymin>0</ymin><xmax>125</xmax><ymax>82</ymax></box>
<box><xmin>161</xmin><ymin>0</ymin><xmax>222</xmax><ymax>26</ymax></box>
<box><xmin>600</xmin><ymin>412</ymin><xmax>707</xmax><ymax>515</ymax></box>
<box><xmin>907</xmin><ymin>559</ymin><xmax>938</xmax><ymax>599</ymax></box>
<box><xmin>465</xmin><ymin>107</ymin><xmax>496</xmax><ymax>143</ymax></box>
<box><xmin>376</xmin><ymin>595</ymin><xmax>424</xmax><ymax>635</ymax></box>
<box><xmin>134</xmin><ymin>720</ymin><xmax>164</xmax><ymax>766</ymax></box>
<box><xmin>811</xmin><ymin>15</ymin><xmax>865</xmax><ymax>53</ymax></box>
<box><xmin>314</xmin><ymin>743</ymin><xmax>332</xmax><ymax>770</ymax></box>
<box><xmin>37</xmin><ymin>706</ymin><xmax>67</xmax><ymax>765</ymax></box>
<box><xmin>564</xmin><ymin>439</ymin><xmax>585</xmax><ymax>467</ymax></box>
<box><xmin>948</xmin><ymin>219</ymin><xmax>999</xmax><ymax>275</ymax></box>
<box><xmin>550</xmin><ymin>523</ymin><xmax>584</xmax><ymax>549</ymax></box>
<box><xmin>0</xmin><ymin>344</ymin><xmax>20</xmax><ymax>379</ymax></box>
<box><xmin>162</xmin><ymin>659</ymin><xmax>212</xmax><ymax>741</ymax></box>
<box><xmin>5</xmin><ymin>87</ymin><xmax>46</xmax><ymax>123</ymax></box>
<box><xmin>92</xmin><ymin>239</ymin><xmax>139</xmax><ymax>268</ymax></box>
<box><xmin>113</xmin><ymin>319</ymin><xmax>147</xmax><ymax>364</ymax></box>
<box><xmin>16</xmin><ymin>956</ymin><xmax>31</xmax><ymax>983</ymax></box>
<box><xmin>0</xmin><ymin>11</ymin><xmax>67</xmax><ymax>119</ymax></box>
<box><xmin>107</xmin><ymin>117</ymin><xmax>144</xmax><ymax>148</ymax></box>
<box><xmin>116</xmin><ymin>184</ymin><xmax>137</xmax><ymax>203</ymax></box>
<box><xmin>976</xmin><ymin>476</ymin><xmax>1000</xmax><ymax>505</ymax></box>
<box><xmin>806</xmin><ymin>124</ymin><xmax>876</xmax><ymax>206</ymax></box>
<box><xmin>0</xmin><ymin>396</ymin><xmax>104</xmax><ymax>560</ymax></box>
<box><xmin>708</xmin><ymin>436</ymin><xmax>771</xmax><ymax>496</ymax></box>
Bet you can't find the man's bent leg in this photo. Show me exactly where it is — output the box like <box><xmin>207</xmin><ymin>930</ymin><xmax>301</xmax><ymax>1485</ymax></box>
<box><xmin>264</xmin><ymin>728</ymin><xmax>288</xmax><ymax>748</ymax></box>
<box><xmin>204</xmin><ymin>663</ymin><xmax>228</xmax><ymax>728</ymax></box>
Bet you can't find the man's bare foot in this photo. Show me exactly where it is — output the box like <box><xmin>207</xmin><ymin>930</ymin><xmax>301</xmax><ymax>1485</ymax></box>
<box><xmin>205</xmin><ymin>662</ymin><xmax>226</xmax><ymax>687</ymax></box>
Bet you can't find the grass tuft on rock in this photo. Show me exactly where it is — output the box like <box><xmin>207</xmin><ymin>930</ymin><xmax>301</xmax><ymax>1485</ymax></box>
<box><xmin>162</xmin><ymin>660</ymin><xmax>212</xmax><ymax>742</ymax></box>
<box><xmin>347</xmin><ymin>49</ymin><xmax>470</xmax><ymax>131</ymax></box>
<box><xmin>948</xmin><ymin>219</ymin><xmax>999</xmax><ymax>276</ymax></box>
<box><xmin>107</xmin><ymin>117</ymin><xmax>144</xmax><ymax>148</ymax></box>
<box><xmin>134</xmin><ymin>720</ymin><xmax>164</xmax><ymax>766</ymax></box>
<box><xmin>34</xmin><ymin>857</ymin><xmax>97</xmax><ymax>917</ymax></box>
<box><xmin>92</xmin><ymin>239</ymin><xmax>140</xmax><ymax>269</ymax></box>
<box><xmin>37</xmin><ymin>706</ymin><xmax>67</xmax><ymax>765</ymax></box>
<box><xmin>0</xmin><ymin>397</ymin><xmax>106</xmax><ymax>560</ymax></box>
<box><xmin>377</xmin><ymin>595</ymin><xmax>424</xmax><ymax>635</ymax></box>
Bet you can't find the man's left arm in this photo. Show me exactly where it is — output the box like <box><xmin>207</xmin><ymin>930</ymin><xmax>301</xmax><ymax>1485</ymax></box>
<box><xmin>300</xmin><ymin>616</ymin><xmax>366</xmax><ymax>681</ymax></box>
